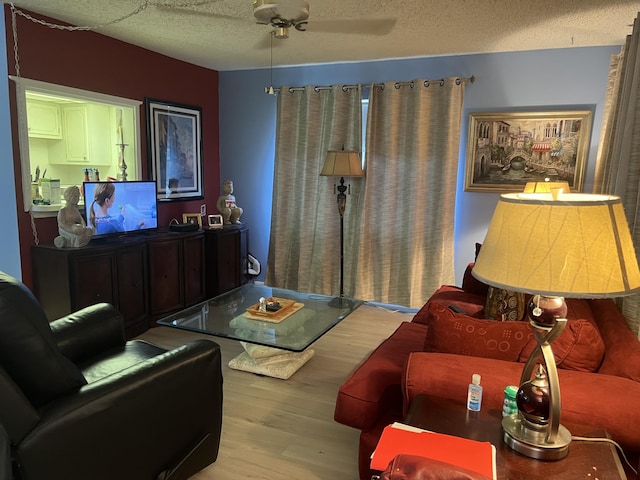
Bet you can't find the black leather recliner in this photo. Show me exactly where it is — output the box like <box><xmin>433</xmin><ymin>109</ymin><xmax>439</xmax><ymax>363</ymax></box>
<box><xmin>0</xmin><ymin>272</ymin><xmax>223</xmax><ymax>480</ymax></box>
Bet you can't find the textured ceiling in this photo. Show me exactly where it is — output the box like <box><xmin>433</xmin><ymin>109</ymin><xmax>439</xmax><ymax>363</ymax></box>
<box><xmin>5</xmin><ymin>0</ymin><xmax>639</xmax><ymax>71</ymax></box>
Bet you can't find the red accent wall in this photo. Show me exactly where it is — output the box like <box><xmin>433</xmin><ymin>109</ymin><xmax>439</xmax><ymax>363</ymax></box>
<box><xmin>4</xmin><ymin>6</ymin><xmax>220</xmax><ymax>288</ymax></box>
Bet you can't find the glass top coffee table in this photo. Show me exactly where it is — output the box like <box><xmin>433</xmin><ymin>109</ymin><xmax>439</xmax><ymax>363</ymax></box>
<box><xmin>157</xmin><ymin>284</ymin><xmax>362</xmax><ymax>379</ymax></box>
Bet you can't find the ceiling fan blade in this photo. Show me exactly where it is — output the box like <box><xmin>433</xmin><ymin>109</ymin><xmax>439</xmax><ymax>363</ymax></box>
<box><xmin>153</xmin><ymin>3</ymin><xmax>244</xmax><ymax>22</ymax></box>
<box><xmin>305</xmin><ymin>18</ymin><xmax>397</xmax><ymax>36</ymax></box>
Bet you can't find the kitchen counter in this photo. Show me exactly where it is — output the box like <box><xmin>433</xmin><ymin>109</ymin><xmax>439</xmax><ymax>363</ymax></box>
<box><xmin>31</xmin><ymin>204</ymin><xmax>62</xmax><ymax>218</ymax></box>
<box><xmin>31</xmin><ymin>202</ymin><xmax>85</xmax><ymax>218</ymax></box>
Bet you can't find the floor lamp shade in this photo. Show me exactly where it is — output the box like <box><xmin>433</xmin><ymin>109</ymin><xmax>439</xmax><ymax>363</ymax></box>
<box><xmin>473</xmin><ymin>193</ymin><xmax>640</xmax><ymax>298</ymax></box>
<box><xmin>320</xmin><ymin>150</ymin><xmax>364</xmax><ymax>178</ymax></box>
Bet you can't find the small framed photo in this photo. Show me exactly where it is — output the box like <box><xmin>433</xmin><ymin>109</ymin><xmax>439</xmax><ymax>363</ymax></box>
<box><xmin>208</xmin><ymin>214</ymin><xmax>223</xmax><ymax>229</ymax></box>
<box><xmin>182</xmin><ymin>213</ymin><xmax>202</xmax><ymax>227</ymax></box>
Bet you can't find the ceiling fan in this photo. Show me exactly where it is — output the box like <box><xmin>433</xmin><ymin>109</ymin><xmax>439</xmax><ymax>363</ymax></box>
<box><xmin>253</xmin><ymin>0</ymin><xmax>397</xmax><ymax>39</ymax></box>
<box><xmin>154</xmin><ymin>0</ymin><xmax>396</xmax><ymax>42</ymax></box>
<box><xmin>253</xmin><ymin>0</ymin><xmax>310</xmax><ymax>39</ymax></box>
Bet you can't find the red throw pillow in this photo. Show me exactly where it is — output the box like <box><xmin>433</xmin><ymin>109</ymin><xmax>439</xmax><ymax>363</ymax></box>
<box><xmin>519</xmin><ymin>318</ymin><xmax>605</xmax><ymax>372</ymax></box>
<box><xmin>424</xmin><ymin>302</ymin><xmax>533</xmax><ymax>362</ymax></box>
<box><xmin>462</xmin><ymin>263</ymin><xmax>490</xmax><ymax>297</ymax></box>
<box><xmin>414</xmin><ymin>286</ymin><xmax>486</xmax><ymax>325</ymax></box>
<box><xmin>589</xmin><ymin>299</ymin><xmax>640</xmax><ymax>381</ymax></box>
<box><xmin>564</xmin><ymin>298</ymin><xmax>596</xmax><ymax>322</ymax></box>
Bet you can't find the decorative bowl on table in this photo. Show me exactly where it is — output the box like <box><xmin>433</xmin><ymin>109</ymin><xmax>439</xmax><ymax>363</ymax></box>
<box><xmin>246</xmin><ymin>297</ymin><xmax>296</xmax><ymax>317</ymax></box>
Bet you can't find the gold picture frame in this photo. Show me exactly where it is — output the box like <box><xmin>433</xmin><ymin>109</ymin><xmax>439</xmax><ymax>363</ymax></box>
<box><xmin>182</xmin><ymin>213</ymin><xmax>202</xmax><ymax>227</ymax></box>
<box><xmin>207</xmin><ymin>214</ymin><xmax>223</xmax><ymax>228</ymax></box>
<box><xmin>464</xmin><ymin>109</ymin><xmax>593</xmax><ymax>193</ymax></box>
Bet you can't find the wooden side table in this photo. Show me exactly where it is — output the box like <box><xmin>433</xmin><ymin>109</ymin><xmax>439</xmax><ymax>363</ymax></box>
<box><xmin>405</xmin><ymin>394</ymin><xmax>628</xmax><ymax>480</ymax></box>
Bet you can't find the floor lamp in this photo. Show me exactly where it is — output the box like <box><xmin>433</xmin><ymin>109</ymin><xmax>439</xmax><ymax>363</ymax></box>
<box><xmin>472</xmin><ymin>192</ymin><xmax>640</xmax><ymax>460</ymax></box>
<box><xmin>320</xmin><ymin>148</ymin><xmax>364</xmax><ymax>308</ymax></box>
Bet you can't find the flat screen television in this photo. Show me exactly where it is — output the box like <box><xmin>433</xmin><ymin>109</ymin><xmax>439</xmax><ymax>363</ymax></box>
<box><xmin>83</xmin><ymin>180</ymin><xmax>158</xmax><ymax>239</ymax></box>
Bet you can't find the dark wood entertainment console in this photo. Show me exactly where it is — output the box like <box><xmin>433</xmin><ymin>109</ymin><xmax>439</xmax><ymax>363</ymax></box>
<box><xmin>32</xmin><ymin>224</ymin><xmax>249</xmax><ymax>338</ymax></box>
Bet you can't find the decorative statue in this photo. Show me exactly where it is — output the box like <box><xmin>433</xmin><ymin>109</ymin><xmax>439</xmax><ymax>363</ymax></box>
<box><xmin>216</xmin><ymin>179</ymin><xmax>243</xmax><ymax>225</ymax></box>
<box><xmin>54</xmin><ymin>186</ymin><xmax>93</xmax><ymax>248</ymax></box>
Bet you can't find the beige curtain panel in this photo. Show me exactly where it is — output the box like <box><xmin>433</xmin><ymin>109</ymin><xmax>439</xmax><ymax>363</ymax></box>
<box><xmin>266</xmin><ymin>85</ymin><xmax>362</xmax><ymax>295</ymax></box>
<box><xmin>352</xmin><ymin>78</ymin><xmax>467</xmax><ymax>308</ymax></box>
<box><xmin>593</xmin><ymin>12</ymin><xmax>640</xmax><ymax>337</ymax></box>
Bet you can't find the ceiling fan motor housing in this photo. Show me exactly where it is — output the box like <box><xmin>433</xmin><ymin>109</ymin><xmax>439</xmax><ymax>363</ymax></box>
<box><xmin>253</xmin><ymin>0</ymin><xmax>310</xmax><ymax>25</ymax></box>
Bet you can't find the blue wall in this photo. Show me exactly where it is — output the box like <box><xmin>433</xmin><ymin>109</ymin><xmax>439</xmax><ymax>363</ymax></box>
<box><xmin>220</xmin><ymin>46</ymin><xmax>618</xmax><ymax>290</ymax></box>
<box><xmin>0</xmin><ymin>12</ymin><xmax>21</xmax><ymax>279</ymax></box>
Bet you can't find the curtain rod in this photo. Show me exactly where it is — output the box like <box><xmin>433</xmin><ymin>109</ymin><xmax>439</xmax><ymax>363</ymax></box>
<box><xmin>269</xmin><ymin>76</ymin><xmax>475</xmax><ymax>95</ymax></box>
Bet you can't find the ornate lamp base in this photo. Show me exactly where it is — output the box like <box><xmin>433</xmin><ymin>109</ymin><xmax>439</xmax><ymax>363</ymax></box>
<box><xmin>503</xmin><ymin>414</ymin><xmax>571</xmax><ymax>460</ymax></box>
<box><xmin>503</xmin><ymin>295</ymin><xmax>572</xmax><ymax>461</ymax></box>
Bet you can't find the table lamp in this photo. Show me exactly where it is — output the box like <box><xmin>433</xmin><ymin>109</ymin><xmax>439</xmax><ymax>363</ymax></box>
<box><xmin>472</xmin><ymin>193</ymin><xmax>640</xmax><ymax>460</ymax></box>
<box><xmin>320</xmin><ymin>147</ymin><xmax>364</xmax><ymax>308</ymax></box>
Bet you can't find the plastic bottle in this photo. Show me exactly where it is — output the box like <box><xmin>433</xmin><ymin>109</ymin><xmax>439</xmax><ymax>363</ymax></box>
<box><xmin>502</xmin><ymin>385</ymin><xmax>518</xmax><ymax>417</ymax></box>
<box><xmin>467</xmin><ymin>374</ymin><xmax>483</xmax><ymax>411</ymax></box>
<box><xmin>81</xmin><ymin>168</ymin><xmax>90</xmax><ymax>198</ymax></box>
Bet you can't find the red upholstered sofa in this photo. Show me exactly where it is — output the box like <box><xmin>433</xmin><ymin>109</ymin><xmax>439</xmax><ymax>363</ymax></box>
<box><xmin>334</xmin><ymin>264</ymin><xmax>640</xmax><ymax>480</ymax></box>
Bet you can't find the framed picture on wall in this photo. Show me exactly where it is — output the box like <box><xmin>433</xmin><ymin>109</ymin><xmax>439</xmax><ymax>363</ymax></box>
<box><xmin>146</xmin><ymin>98</ymin><xmax>204</xmax><ymax>201</ymax></box>
<box><xmin>464</xmin><ymin>109</ymin><xmax>593</xmax><ymax>193</ymax></box>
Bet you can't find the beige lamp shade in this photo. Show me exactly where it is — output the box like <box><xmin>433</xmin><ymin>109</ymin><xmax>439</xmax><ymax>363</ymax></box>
<box><xmin>320</xmin><ymin>150</ymin><xmax>364</xmax><ymax>177</ymax></box>
<box><xmin>523</xmin><ymin>181</ymin><xmax>570</xmax><ymax>194</ymax></box>
<box><xmin>472</xmin><ymin>193</ymin><xmax>640</xmax><ymax>298</ymax></box>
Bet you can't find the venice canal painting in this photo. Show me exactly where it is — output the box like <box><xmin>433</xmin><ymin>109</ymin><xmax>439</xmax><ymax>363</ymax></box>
<box><xmin>464</xmin><ymin>110</ymin><xmax>592</xmax><ymax>193</ymax></box>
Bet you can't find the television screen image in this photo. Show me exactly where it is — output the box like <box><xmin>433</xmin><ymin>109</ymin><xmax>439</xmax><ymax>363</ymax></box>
<box><xmin>83</xmin><ymin>181</ymin><xmax>158</xmax><ymax>238</ymax></box>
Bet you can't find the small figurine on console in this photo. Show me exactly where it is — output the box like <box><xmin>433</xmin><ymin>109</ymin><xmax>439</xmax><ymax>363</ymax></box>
<box><xmin>54</xmin><ymin>185</ymin><xmax>93</xmax><ymax>248</ymax></box>
<box><xmin>216</xmin><ymin>179</ymin><xmax>243</xmax><ymax>225</ymax></box>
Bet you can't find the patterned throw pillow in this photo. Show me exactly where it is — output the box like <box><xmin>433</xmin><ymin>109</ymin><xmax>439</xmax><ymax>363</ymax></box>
<box><xmin>423</xmin><ymin>300</ymin><xmax>606</xmax><ymax>372</ymax></box>
<box><xmin>423</xmin><ymin>302</ymin><xmax>533</xmax><ymax>361</ymax></box>
<box><xmin>473</xmin><ymin>243</ymin><xmax>526</xmax><ymax>320</ymax></box>
<box><xmin>484</xmin><ymin>286</ymin><xmax>526</xmax><ymax>321</ymax></box>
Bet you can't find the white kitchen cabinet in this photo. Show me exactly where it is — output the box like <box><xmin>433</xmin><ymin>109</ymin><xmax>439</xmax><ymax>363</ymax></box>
<box><xmin>50</xmin><ymin>104</ymin><xmax>114</xmax><ymax>165</ymax></box>
<box><xmin>27</xmin><ymin>100</ymin><xmax>62</xmax><ymax>139</ymax></box>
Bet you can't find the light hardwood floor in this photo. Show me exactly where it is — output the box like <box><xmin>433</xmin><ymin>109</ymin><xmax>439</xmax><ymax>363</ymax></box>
<box><xmin>137</xmin><ymin>303</ymin><xmax>413</xmax><ymax>480</ymax></box>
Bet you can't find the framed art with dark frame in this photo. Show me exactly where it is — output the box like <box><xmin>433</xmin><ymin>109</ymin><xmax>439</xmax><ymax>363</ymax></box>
<box><xmin>146</xmin><ymin>98</ymin><xmax>204</xmax><ymax>201</ymax></box>
<box><xmin>464</xmin><ymin>109</ymin><xmax>593</xmax><ymax>193</ymax></box>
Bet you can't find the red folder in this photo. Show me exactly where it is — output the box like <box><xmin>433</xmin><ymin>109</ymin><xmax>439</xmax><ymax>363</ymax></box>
<box><xmin>371</xmin><ymin>423</ymin><xmax>496</xmax><ymax>479</ymax></box>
